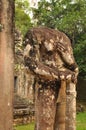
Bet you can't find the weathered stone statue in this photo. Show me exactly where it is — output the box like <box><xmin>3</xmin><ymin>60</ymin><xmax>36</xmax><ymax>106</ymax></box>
<box><xmin>23</xmin><ymin>27</ymin><xmax>78</xmax><ymax>130</ymax></box>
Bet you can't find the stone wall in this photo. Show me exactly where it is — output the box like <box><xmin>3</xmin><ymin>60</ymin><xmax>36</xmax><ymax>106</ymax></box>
<box><xmin>14</xmin><ymin>29</ymin><xmax>35</xmax><ymax>125</ymax></box>
<box><xmin>15</xmin><ymin>65</ymin><xmax>34</xmax><ymax>100</ymax></box>
<box><xmin>14</xmin><ymin>29</ymin><xmax>34</xmax><ymax>100</ymax></box>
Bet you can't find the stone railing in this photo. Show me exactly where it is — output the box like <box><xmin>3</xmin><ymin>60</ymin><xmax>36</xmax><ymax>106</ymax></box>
<box><xmin>13</xmin><ymin>94</ymin><xmax>35</xmax><ymax>125</ymax></box>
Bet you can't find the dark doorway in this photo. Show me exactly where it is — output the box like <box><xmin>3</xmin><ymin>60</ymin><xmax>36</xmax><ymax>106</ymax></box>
<box><xmin>14</xmin><ymin>76</ymin><xmax>18</xmax><ymax>93</ymax></box>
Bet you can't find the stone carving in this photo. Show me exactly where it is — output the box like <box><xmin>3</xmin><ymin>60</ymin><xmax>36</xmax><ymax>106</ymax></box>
<box><xmin>23</xmin><ymin>27</ymin><xmax>78</xmax><ymax>130</ymax></box>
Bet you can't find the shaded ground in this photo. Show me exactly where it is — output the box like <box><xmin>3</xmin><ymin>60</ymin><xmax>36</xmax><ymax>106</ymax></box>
<box><xmin>77</xmin><ymin>77</ymin><xmax>86</xmax><ymax>104</ymax></box>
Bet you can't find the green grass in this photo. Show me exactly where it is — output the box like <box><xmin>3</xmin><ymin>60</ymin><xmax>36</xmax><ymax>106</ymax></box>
<box><xmin>14</xmin><ymin>122</ymin><xmax>35</xmax><ymax>130</ymax></box>
<box><xmin>76</xmin><ymin>112</ymin><xmax>86</xmax><ymax>130</ymax></box>
<box><xmin>14</xmin><ymin>112</ymin><xmax>86</xmax><ymax>130</ymax></box>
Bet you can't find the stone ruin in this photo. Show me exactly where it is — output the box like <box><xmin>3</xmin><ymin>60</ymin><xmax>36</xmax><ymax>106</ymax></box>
<box><xmin>14</xmin><ymin>29</ymin><xmax>35</xmax><ymax>125</ymax></box>
<box><xmin>14</xmin><ymin>29</ymin><xmax>34</xmax><ymax>99</ymax></box>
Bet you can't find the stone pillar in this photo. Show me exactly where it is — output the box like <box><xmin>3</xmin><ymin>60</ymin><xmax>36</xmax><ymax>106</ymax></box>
<box><xmin>66</xmin><ymin>82</ymin><xmax>76</xmax><ymax>130</ymax></box>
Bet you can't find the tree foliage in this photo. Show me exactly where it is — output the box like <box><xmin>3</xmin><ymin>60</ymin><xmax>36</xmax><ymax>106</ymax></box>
<box><xmin>32</xmin><ymin>0</ymin><xmax>86</xmax><ymax>78</ymax></box>
<box><xmin>32</xmin><ymin>0</ymin><xmax>86</xmax><ymax>40</ymax></box>
<box><xmin>15</xmin><ymin>0</ymin><xmax>33</xmax><ymax>35</ymax></box>
<box><xmin>74</xmin><ymin>35</ymin><xmax>86</xmax><ymax>78</ymax></box>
